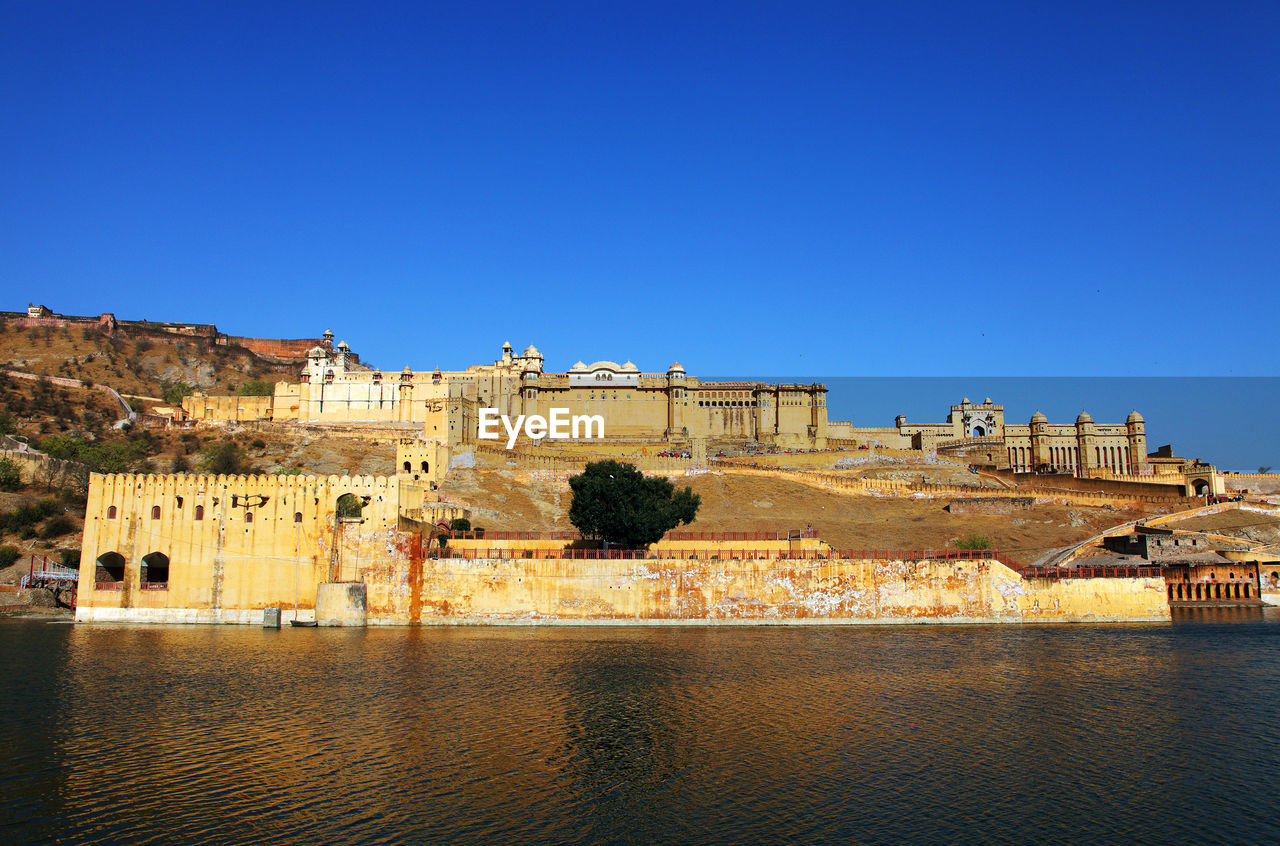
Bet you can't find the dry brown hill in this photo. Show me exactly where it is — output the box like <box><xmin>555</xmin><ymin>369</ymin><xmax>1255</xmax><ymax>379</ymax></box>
<box><xmin>435</xmin><ymin>454</ymin><xmax>1149</xmax><ymax>565</ymax></box>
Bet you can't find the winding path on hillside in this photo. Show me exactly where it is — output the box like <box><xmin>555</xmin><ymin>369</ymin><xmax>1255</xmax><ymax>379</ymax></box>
<box><xmin>2</xmin><ymin>368</ymin><xmax>135</xmax><ymax>428</ymax></box>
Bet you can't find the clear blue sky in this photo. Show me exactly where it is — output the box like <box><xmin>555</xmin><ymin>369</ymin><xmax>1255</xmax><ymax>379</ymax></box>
<box><xmin>2</xmin><ymin>1</ymin><xmax>1277</xmax><ymax>377</ymax></box>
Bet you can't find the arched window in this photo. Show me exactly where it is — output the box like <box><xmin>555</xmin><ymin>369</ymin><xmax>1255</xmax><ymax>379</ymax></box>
<box><xmin>151</xmin><ymin>505</ymin><xmax>161</xmax><ymax>519</ymax></box>
<box><xmin>295</xmin><ymin>511</ymin><xmax>303</xmax><ymax>523</ymax></box>
<box><xmin>195</xmin><ymin>505</ymin><xmax>204</xmax><ymax>520</ymax></box>
<box><xmin>421</xmin><ymin>461</ymin><xmax>428</xmax><ymax>472</ymax></box>
<box><xmin>403</xmin><ymin>461</ymin><xmax>411</xmax><ymax>472</ymax></box>
<box><xmin>245</xmin><ymin>512</ymin><xmax>254</xmax><ymax>524</ymax></box>
<box><xmin>107</xmin><ymin>505</ymin><xmax>117</xmax><ymax>519</ymax></box>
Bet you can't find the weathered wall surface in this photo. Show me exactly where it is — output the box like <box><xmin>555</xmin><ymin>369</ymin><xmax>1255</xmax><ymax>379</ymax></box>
<box><xmin>1223</xmin><ymin>473</ymin><xmax>1280</xmax><ymax>494</ymax></box>
<box><xmin>0</xmin><ymin>448</ymin><xmax>88</xmax><ymax>490</ymax></box>
<box><xmin>948</xmin><ymin>497</ymin><xmax>1036</xmax><ymax>514</ymax></box>
<box><xmin>79</xmin><ymin>538</ymin><xmax>1169</xmax><ymax>626</ymax></box>
<box><xmin>182</xmin><ymin>394</ymin><xmax>274</xmax><ymax>422</ymax></box>
<box><xmin>361</xmin><ymin>557</ymin><xmax>1167</xmax><ymax>625</ymax></box>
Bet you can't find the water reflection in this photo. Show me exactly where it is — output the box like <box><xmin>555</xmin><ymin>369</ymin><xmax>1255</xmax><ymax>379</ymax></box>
<box><xmin>1</xmin><ymin>620</ymin><xmax>1278</xmax><ymax>844</ymax></box>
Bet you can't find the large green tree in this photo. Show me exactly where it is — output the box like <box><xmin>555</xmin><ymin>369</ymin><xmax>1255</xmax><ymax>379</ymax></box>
<box><xmin>568</xmin><ymin>460</ymin><xmax>700</xmax><ymax>548</ymax></box>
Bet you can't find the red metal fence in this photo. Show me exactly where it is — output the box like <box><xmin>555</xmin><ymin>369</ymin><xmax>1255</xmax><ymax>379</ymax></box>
<box><xmin>426</xmin><ymin>547</ymin><xmax>1013</xmax><ymax>562</ymax></box>
<box><xmin>1019</xmin><ymin>565</ymin><xmax>1164</xmax><ymax>580</ymax></box>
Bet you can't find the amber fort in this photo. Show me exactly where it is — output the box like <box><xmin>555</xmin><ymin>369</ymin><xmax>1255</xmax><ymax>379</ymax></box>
<box><xmin>0</xmin><ymin>316</ymin><xmax>1247</xmax><ymax>628</ymax></box>
<box><xmin>6</xmin><ymin>307</ymin><xmax>1275</xmax><ymax>627</ymax></box>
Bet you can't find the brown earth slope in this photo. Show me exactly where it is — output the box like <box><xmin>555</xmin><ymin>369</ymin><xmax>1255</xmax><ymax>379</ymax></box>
<box><xmin>437</xmin><ymin>458</ymin><xmax>1146</xmax><ymax>564</ymax></box>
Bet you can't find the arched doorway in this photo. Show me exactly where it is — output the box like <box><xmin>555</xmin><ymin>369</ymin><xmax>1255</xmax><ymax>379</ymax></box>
<box><xmin>971</xmin><ymin>425</ymin><xmax>986</xmax><ymax>437</ymax></box>
<box><xmin>1191</xmin><ymin>478</ymin><xmax>1211</xmax><ymax>496</ymax></box>
<box><xmin>96</xmin><ymin>551</ymin><xmax>126</xmax><ymax>583</ymax></box>
<box><xmin>141</xmin><ymin>552</ymin><xmax>170</xmax><ymax>586</ymax></box>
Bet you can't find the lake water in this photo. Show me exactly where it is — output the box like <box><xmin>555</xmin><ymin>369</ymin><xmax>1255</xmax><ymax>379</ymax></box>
<box><xmin>3</xmin><ymin>611</ymin><xmax>1280</xmax><ymax>844</ymax></box>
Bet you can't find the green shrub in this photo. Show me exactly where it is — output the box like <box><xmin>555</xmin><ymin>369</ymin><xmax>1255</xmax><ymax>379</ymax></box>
<box><xmin>957</xmin><ymin>534</ymin><xmax>993</xmax><ymax>550</ymax></box>
<box><xmin>201</xmin><ymin>442</ymin><xmax>246</xmax><ymax>475</ymax></box>
<box><xmin>0</xmin><ymin>546</ymin><xmax>20</xmax><ymax>568</ymax></box>
<box><xmin>40</xmin><ymin>516</ymin><xmax>74</xmax><ymax>539</ymax></box>
<box><xmin>162</xmin><ymin>381</ymin><xmax>193</xmax><ymax>406</ymax></box>
<box><xmin>59</xmin><ymin>549</ymin><xmax>81</xmax><ymax>568</ymax></box>
<box><xmin>0</xmin><ymin>455</ymin><xmax>21</xmax><ymax>491</ymax></box>
<box><xmin>450</xmin><ymin>517</ymin><xmax>472</xmax><ymax>532</ymax></box>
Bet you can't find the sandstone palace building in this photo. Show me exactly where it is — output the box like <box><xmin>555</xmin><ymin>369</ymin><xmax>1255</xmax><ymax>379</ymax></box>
<box><xmin>831</xmin><ymin>397</ymin><xmax>1150</xmax><ymax>476</ymax></box>
<box><xmin>179</xmin><ymin>336</ymin><xmax>1170</xmax><ymax>484</ymax></box>
<box><xmin>184</xmin><ymin>338</ymin><xmax>831</xmax><ymax>449</ymax></box>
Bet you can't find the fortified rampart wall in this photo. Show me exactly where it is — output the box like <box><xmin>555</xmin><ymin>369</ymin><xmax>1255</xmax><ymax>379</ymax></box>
<box><xmin>76</xmin><ymin>541</ymin><xmax>1170</xmax><ymax>625</ymax></box>
<box><xmin>474</xmin><ymin>443</ymin><xmax>695</xmax><ymax>479</ymax></box>
<box><xmin>0</xmin><ymin>448</ymin><xmax>88</xmax><ymax>490</ymax></box>
<box><xmin>992</xmin><ymin>469</ymin><xmax>1188</xmax><ymax>498</ymax></box>
<box><xmin>712</xmin><ymin>463</ymin><xmax>1198</xmax><ymax>508</ymax></box>
<box><xmin>1222</xmin><ymin>473</ymin><xmax>1280</xmax><ymax>494</ymax></box>
<box><xmin>220</xmin><ymin>336</ymin><xmax>328</xmax><ymax>360</ymax></box>
<box><xmin>360</xmin><ymin>556</ymin><xmax>1168</xmax><ymax>624</ymax></box>
<box><xmin>76</xmin><ymin>472</ymin><xmax>401</xmax><ymax>624</ymax></box>
<box><xmin>720</xmin><ymin>449</ymin><xmax>954</xmax><ymax>469</ymax></box>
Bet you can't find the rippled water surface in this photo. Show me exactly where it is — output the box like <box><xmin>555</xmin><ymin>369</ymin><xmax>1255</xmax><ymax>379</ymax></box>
<box><xmin>4</xmin><ymin>611</ymin><xmax>1280</xmax><ymax>844</ymax></box>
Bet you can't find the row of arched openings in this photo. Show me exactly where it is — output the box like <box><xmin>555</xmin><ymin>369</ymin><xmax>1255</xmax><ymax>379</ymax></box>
<box><xmin>1168</xmin><ymin>582</ymin><xmax>1252</xmax><ymax>601</ymax></box>
<box><xmin>94</xmin><ymin>551</ymin><xmax>169</xmax><ymax>588</ymax></box>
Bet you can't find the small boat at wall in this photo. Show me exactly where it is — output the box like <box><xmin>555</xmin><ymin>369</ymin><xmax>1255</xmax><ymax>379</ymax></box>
<box><xmin>290</xmin><ymin>620</ymin><xmax>318</xmax><ymax>628</ymax></box>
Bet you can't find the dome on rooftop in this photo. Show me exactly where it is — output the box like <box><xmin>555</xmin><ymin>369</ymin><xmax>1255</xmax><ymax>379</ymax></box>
<box><xmin>337</xmin><ymin>340</ymin><xmax>350</xmax><ymax>351</ymax></box>
<box><xmin>667</xmin><ymin>362</ymin><xmax>685</xmax><ymax>373</ymax></box>
<box><xmin>1127</xmin><ymin>409</ymin><xmax>1144</xmax><ymax>423</ymax></box>
<box><xmin>1031</xmin><ymin>410</ymin><xmax>1048</xmax><ymax>423</ymax></box>
<box><xmin>522</xmin><ymin>344</ymin><xmax>542</xmax><ymax>359</ymax></box>
<box><xmin>1076</xmin><ymin>409</ymin><xmax>1093</xmax><ymax>424</ymax></box>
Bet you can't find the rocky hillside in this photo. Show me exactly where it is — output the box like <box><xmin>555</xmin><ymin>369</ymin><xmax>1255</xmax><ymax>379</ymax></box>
<box><xmin>0</xmin><ymin>317</ymin><xmax>297</xmax><ymax>404</ymax></box>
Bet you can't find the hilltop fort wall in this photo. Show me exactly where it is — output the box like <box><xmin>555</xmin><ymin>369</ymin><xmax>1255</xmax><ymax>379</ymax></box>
<box><xmin>4</xmin><ymin>304</ymin><xmax>330</xmax><ymax>363</ymax></box>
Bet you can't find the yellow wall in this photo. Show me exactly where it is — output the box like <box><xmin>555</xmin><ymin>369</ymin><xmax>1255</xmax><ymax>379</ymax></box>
<box><xmin>183</xmin><ymin>394</ymin><xmax>274</xmax><ymax>422</ymax></box>
<box><xmin>361</xmin><ymin>557</ymin><xmax>1167</xmax><ymax>624</ymax></box>
<box><xmin>77</xmin><ymin>472</ymin><xmax>400</xmax><ymax>623</ymax></box>
<box><xmin>75</xmin><ymin>474</ymin><xmax>1169</xmax><ymax>626</ymax></box>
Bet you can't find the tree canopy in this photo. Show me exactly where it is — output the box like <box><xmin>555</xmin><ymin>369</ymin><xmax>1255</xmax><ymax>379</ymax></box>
<box><xmin>568</xmin><ymin>460</ymin><xmax>700</xmax><ymax>548</ymax></box>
